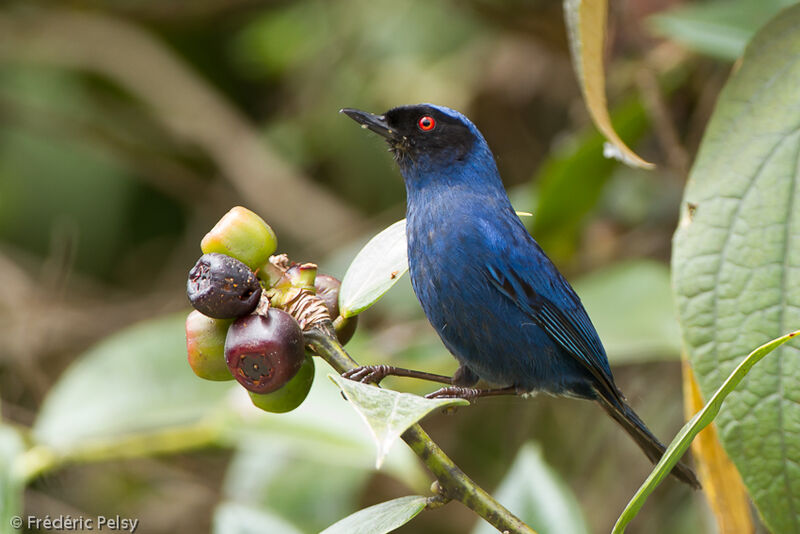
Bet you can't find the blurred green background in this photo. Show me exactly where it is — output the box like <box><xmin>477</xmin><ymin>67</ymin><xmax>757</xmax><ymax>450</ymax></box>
<box><xmin>0</xmin><ymin>0</ymin><xmax>784</xmax><ymax>532</ymax></box>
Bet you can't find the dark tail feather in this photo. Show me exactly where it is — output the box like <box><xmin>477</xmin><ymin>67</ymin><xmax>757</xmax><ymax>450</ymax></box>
<box><xmin>595</xmin><ymin>391</ymin><xmax>701</xmax><ymax>489</ymax></box>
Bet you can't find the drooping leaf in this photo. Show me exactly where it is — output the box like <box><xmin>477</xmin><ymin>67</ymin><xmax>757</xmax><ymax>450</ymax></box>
<box><xmin>0</xmin><ymin>425</ymin><xmax>24</xmax><ymax>530</ymax></box>
<box><xmin>649</xmin><ymin>0</ymin><xmax>795</xmax><ymax>61</ymax></box>
<box><xmin>671</xmin><ymin>5</ymin><xmax>800</xmax><ymax>532</ymax></box>
<box><xmin>213</xmin><ymin>502</ymin><xmax>303</xmax><ymax>534</ymax></box>
<box><xmin>33</xmin><ymin>313</ymin><xmax>230</xmax><ymax>452</ymax></box>
<box><xmin>329</xmin><ymin>374</ymin><xmax>468</xmax><ymax>468</ymax></box>
<box><xmin>339</xmin><ymin>219</ymin><xmax>408</xmax><ymax>318</ymax></box>
<box><xmin>613</xmin><ymin>330</ymin><xmax>800</xmax><ymax>533</ymax></box>
<box><xmin>471</xmin><ymin>443</ymin><xmax>589</xmax><ymax>534</ymax></box>
<box><xmin>320</xmin><ymin>495</ymin><xmax>428</xmax><ymax>534</ymax></box>
<box><xmin>563</xmin><ymin>0</ymin><xmax>653</xmax><ymax>169</ymax></box>
<box><xmin>574</xmin><ymin>260</ymin><xmax>681</xmax><ymax>362</ymax></box>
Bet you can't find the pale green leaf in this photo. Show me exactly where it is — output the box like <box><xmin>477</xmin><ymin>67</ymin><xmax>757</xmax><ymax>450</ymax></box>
<box><xmin>471</xmin><ymin>443</ymin><xmax>589</xmax><ymax>534</ymax></box>
<box><xmin>339</xmin><ymin>219</ymin><xmax>408</xmax><ymax>318</ymax></box>
<box><xmin>613</xmin><ymin>330</ymin><xmax>800</xmax><ymax>533</ymax></box>
<box><xmin>0</xmin><ymin>425</ymin><xmax>24</xmax><ymax>530</ymax></box>
<box><xmin>329</xmin><ymin>374</ymin><xmax>468</xmax><ymax>468</ymax></box>
<box><xmin>213</xmin><ymin>502</ymin><xmax>303</xmax><ymax>534</ymax></box>
<box><xmin>33</xmin><ymin>313</ymin><xmax>230</xmax><ymax>452</ymax></box>
<box><xmin>575</xmin><ymin>260</ymin><xmax>681</xmax><ymax>362</ymax></box>
<box><xmin>320</xmin><ymin>495</ymin><xmax>427</xmax><ymax>534</ymax></box>
<box><xmin>671</xmin><ymin>5</ymin><xmax>800</xmax><ymax>532</ymax></box>
<box><xmin>563</xmin><ymin>0</ymin><xmax>652</xmax><ymax>169</ymax></box>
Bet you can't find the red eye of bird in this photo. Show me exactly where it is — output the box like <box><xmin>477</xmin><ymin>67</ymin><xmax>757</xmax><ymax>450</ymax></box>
<box><xmin>418</xmin><ymin>116</ymin><xmax>436</xmax><ymax>131</ymax></box>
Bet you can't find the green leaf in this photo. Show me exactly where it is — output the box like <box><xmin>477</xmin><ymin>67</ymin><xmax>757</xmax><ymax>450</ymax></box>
<box><xmin>33</xmin><ymin>313</ymin><xmax>230</xmax><ymax>452</ymax></box>
<box><xmin>0</xmin><ymin>425</ymin><xmax>24</xmax><ymax>530</ymax></box>
<box><xmin>649</xmin><ymin>0</ymin><xmax>795</xmax><ymax>61</ymax></box>
<box><xmin>471</xmin><ymin>443</ymin><xmax>589</xmax><ymax>534</ymax></box>
<box><xmin>320</xmin><ymin>495</ymin><xmax>428</xmax><ymax>534</ymax></box>
<box><xmin>613</xmin><ymin>330</ymin><xmax>800</xmax><ymax>533</ymax></box>
<box><xmin>339</xmin><ymin>219</ymin><xmax>408</xmax><ymax>318</ymax></box>
<box><xmin>563</xmin><ymin>0</ymin><xmax>652</xmax><ymax>169</ymax></box>
<box><xmin>329</xmin><ymin>374</ymin><xmax>468</xmax><ymax>468</ymax></box>
<box><xmin>213</xmin><ymin>502</ymin><xmax>303</xmax><ymax>534</ymax></box>
<box><xmin>574</xmin><ymin>260</ymin><xmax>681</xmax><ymax>362</ymax></box>
<box><xmin>672</xmin><ymin>6</ymin><xmax>800</xmax><ymax>531</ymax></box>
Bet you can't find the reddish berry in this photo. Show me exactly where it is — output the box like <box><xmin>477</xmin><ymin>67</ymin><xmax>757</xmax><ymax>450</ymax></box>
<box><xmin>185</xmin><ymin>311</ymin><xmax>234</xmax><ymax>381</ymax></box>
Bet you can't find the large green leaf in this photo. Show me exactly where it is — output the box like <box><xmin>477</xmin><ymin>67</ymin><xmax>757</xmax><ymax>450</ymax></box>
<box><xmin>330</xmin><ymin>375</ymin><xmax>468</xmax><ymax>468</ymax></box>
<box><xmin>471</xmin><ymin>443</ymin><xmax>589</xmax><ymax>534</ymax></box>
<box><xmin>33</xmin><ymin>313</ymin><xmax>230</xmax><ymax>452</ymax></box>
<box><xmin>320</xmin><ymin>495</ymin><xmax>428</xmax><ymax>534</ymax></box>
<box><xmin>613</xmin><ymin>330</ymin><xmax>800</xmax><ymax>533</ymax></box>
<box><xmin>672</xmin><ymin>5</ymin><xmax>800</xmax><ymax>532</ymax></box>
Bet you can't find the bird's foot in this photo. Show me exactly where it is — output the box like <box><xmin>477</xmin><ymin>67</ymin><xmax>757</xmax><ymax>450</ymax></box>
<box><xmin>342</xmin><ymin>365</ymin><xmax>393</xmax><ymax>385</ymax></box>
<box><xmin>425</xmin><ymin>386</ymin><xmax>483</xmax><ymax>401</ymax></box>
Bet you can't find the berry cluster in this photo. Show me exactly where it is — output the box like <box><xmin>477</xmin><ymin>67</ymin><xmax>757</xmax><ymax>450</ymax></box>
<box><xmin>185</xmin><ymin>206</ymin><xmax>357</xmax><ymax>413</ymax></box>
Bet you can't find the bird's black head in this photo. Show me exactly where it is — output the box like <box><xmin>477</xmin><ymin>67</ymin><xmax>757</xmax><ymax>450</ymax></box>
<box><xmin>340</xmin><ymin>104</ymin><xmax>480</xmax><ymax>167</ymax></box>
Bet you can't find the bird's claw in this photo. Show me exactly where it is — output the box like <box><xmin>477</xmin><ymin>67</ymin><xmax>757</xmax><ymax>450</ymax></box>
<box><xmin>341</xmin><ymin>365</ymin><xmax>393</xmax><ymax>385</ymax></box>
<box><xmin>425</xmin><ymin>386</ymin><xmax>481</xmax><ymax>401</ymax></box>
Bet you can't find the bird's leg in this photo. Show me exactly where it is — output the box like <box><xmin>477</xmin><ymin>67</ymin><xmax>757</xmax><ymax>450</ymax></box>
<box><xmin>425</xmin><ymin>385</ymin><xmax>519</xmax><ymax>402</ymax></box>
<box><xmin>342</xmin><ymin>365</ymin><xmax>454</xmax><ymax>386</ymax></box>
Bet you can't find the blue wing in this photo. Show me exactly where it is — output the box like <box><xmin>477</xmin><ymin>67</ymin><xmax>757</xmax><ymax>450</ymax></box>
<box><xmin>483</xmin><ymin>249</ymin><xmax>624</xmax><ymax>407</ymax></box>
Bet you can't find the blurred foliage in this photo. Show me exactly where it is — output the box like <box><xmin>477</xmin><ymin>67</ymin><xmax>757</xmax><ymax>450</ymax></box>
<box><xmin>649</xmin><ymin>0</ymin><xmax>796</xmax><ymax>61</ymax></box>
<box><xmin>1</xmin><ymin>0</ymin><xmax>786</xmax><ymax>532</ymax></box>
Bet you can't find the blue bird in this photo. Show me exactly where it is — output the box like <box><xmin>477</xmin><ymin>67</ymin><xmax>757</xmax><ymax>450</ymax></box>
<box><xmin>341</xmin><ymin>104</ymin><xmax>699</xmax><ymax>488</ymax></box>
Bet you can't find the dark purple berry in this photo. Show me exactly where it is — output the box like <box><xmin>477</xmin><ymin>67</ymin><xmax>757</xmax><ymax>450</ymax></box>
<box><xmin>187</xmin><ymin>253</ymin><xmax>262</xmax><ymax>319</ymax></box>
<box><xmin>225</xmin><ymin>309</ymin><xmax>304</xmax><ymax>394</ymax></box>
<box><xmin>315</xmin><ymin>274</ymin><xmax>358</xmax><ymax>345</ymax></box>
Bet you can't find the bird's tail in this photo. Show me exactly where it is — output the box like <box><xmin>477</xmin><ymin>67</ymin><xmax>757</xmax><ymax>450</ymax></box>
<box><xmin>594</xmin><ymin>390</ymin><xmax>701</xmax><ymax>489</ymax></box>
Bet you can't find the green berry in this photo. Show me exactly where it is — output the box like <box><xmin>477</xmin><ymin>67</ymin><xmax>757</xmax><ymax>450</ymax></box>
<box><xmin>201</xmin><ymin>206</ymin><xmax>277</xmax><ymax>270</ymax></box>
<box><xmin>248</xmin><ymin>352</ymin><xmax>315</xmax><ymax>413</ymax></box>
<box><xmin>185</xmin><ymin>310</ymin><xmax>234</xmax><ymax>381</ymax></box>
